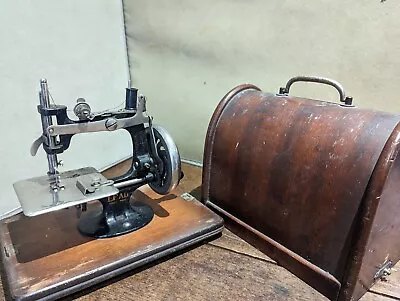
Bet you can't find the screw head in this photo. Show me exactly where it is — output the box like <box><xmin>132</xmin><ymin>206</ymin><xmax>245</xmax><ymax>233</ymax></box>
<box><xmin>105</xmin><ymin>118</ymin><xmax>118</xmax><ymax>131</ymax></box>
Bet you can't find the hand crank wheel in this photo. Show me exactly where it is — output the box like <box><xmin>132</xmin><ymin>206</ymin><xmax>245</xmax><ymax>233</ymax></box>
<box><xmin>149</xmin><ymin>125</ymin><xmax>181</xmax><ymax>195</ymax></box>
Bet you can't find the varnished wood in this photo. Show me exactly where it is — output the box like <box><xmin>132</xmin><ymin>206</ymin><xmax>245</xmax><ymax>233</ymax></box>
<box><xmin>202</xmin><ymin>84</ymin><xmax>400</xmax><ymax>300</ymax></box>
<box><xmin>0</xmin><ymin>164</ymin><xmax>223</xmax><ymax>300</ymax></box>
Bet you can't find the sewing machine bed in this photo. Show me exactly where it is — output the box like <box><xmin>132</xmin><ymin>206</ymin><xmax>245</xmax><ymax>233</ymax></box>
<box><xmin>0</xmin><ymin>184</ymin><xmax>223</xmax><ymax>301</ymax></box>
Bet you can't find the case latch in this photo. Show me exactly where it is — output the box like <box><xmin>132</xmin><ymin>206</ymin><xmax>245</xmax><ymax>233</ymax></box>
<box><xmin>374</xmin><ymin>260</ymin><xmax>393</xmax><ymax>281</ymax></box>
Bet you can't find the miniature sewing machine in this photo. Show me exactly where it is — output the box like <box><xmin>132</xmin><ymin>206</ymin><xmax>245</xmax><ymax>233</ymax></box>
<box><xmin>16</xmin><ymin>78</ymin><xmax>182</xmax><ymax>238</ymax></box>
<box><xmin>0</xmin><ymin>79</ymin><xmax>223</xmax><ymax>300</ymax></box>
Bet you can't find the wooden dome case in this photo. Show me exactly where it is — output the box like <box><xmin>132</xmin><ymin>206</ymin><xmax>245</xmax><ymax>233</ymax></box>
<box><xmin>202</xmin><ymin>76</ymin><xmax>400</xmax><ymax>300</ymax></box>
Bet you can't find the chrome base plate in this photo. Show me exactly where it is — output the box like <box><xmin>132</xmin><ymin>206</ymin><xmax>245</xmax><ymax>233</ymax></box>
<box><xmin>13</xmin><ymin>167</ymin><xmax>119</xmax><ymax>217</ymax></box>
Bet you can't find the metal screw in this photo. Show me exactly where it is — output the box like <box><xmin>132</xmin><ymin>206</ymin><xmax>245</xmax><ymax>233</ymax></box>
<box><xmin>381</xmin><ymin>268</ymin><xmax>391</xmax><ymax>281</ymax></box>
<box><xmin>105</xmin><ymin>118</ymin><xmax>118</xmax><ymax>131</ymax></box>
<box><xmin>48</xmin><ymin>128</ymin><xmax>54</xmax><ymax>134</ymax></box>
<box><xmin>383</xmin><ymin>268</ymin><xmax>392</xmax><ymax>276</ymax></box>
<box><xmin>144</xmin><ymin>163</ymin><xmax>151</xmax><ymax>169</ymax></box>
<box><xmin>374</xmin><ymin>260</ymin><xmax>393</xmax><ymax>282</ymax></box>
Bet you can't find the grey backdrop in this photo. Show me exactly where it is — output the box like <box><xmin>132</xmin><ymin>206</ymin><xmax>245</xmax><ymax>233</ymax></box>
<box><xmin>124</xmin><ymin>0</ymin><xmax>400</xmax><ymax>162</ymax></box>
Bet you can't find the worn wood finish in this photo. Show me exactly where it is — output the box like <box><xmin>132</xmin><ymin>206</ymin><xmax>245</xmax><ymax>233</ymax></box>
<box><xmin>63</xmin><ymin>229</ymin><xmax>399</xmax><ymax>301</ymax></box>
<box><xmin>341</xmin><ymin>124</ymin><xmax>400</xmax><ymax>300</ymax></box>
<box><xmin>0</xmin><ymin>165</ymin><xmax>223</xmax><ymax>300</ymax></box>
<box><xmin>202</xmin><ymin>84</ymin><xmax>400</xmax><ymax>300</ymax></box>
<box><xmin>71</xmin><ymin>241</ymin><xmax>327</xmax><ymax>301</ymax></box>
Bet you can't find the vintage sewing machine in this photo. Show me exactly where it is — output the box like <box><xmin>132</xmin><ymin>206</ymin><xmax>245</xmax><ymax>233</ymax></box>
<box><xmin>0</xmin><ymin>79</ymin><xmax>223</xmax><ymax>300</ymax></box>
<box><xmin>14</xmin><ymin>78</ymin><xmax>182</xmax><ymax>238</ymax></box>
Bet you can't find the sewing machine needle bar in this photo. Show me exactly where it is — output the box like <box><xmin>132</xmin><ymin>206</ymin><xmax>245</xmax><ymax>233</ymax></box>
<box><xmin>39</xmin><ymin>79</ymin><xmax>58</xmax><ymax>176</ymax></box>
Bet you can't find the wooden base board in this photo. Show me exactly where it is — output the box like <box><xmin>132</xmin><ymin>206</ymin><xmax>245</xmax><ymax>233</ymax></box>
<box><xmin>0</xmin><ymin>186</ymin><xmax>223</xmax><ymax>301</ymax></box>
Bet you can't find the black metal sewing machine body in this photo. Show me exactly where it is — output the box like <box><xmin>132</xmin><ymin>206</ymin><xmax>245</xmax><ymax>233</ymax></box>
<box><xmin>40</xmin><ymin>113</ymin><xmax>149</xmax><ymax>182</ymax></box>
<box><xmin>16</xmin><ymin>80</ymin><xmax>182</xmax><ymax>238</ymax></box>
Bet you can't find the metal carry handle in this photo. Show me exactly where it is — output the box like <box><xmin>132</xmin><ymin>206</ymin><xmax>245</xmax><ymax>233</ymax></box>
<box><xmin>279</xmin><ymin>76</ymin><xmax>353</xmax><ymax>106</ymax></box>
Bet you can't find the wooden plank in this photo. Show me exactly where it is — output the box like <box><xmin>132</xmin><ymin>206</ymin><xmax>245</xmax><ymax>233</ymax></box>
<box><xmin>361</xmin><ymin>294</ymin><xmax>398</xmax><ymax>301</ymax></box>
<box><xmin>209</xmin><ymin>229</ymin><xmax>274</xmax><ymax>262</ymax></box>
<box><xmin>70</xmin><ymin>243</ymin><xmax>327</xmax><ymax>301</ymax></box>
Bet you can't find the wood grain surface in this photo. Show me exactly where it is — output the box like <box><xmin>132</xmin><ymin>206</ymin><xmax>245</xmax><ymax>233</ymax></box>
<box><xmin>0</xmin><ymin>162</ymin><xmax>398</xmax><ymax>301</ymax></box>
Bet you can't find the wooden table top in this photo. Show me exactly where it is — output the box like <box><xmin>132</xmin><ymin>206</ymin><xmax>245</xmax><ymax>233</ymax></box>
<box><xmin>1</xmin><ymin>162</ymin><xmax>399</xmax><ymax>301</ymax></box>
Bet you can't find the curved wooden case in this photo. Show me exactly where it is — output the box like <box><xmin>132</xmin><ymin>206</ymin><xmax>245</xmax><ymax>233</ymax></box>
<box><xmin>202</xmin><ymin>79</ymin><xmax>400</xmax><ymax>300</ymax></box>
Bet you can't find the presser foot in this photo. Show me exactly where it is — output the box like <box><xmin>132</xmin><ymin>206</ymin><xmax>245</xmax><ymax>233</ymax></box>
<box><xmin>78</xmin><ymin>198</ymin><xmax>154</xmax><ymax>238</ymax></box>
